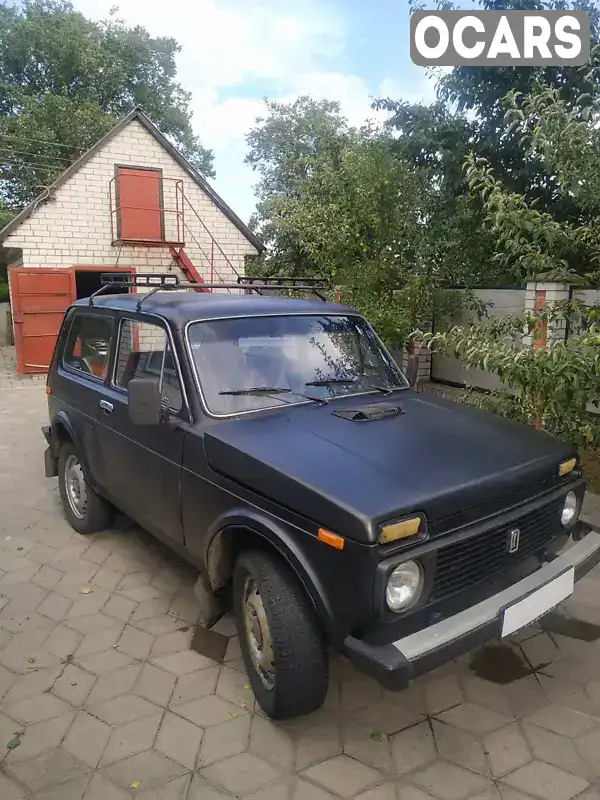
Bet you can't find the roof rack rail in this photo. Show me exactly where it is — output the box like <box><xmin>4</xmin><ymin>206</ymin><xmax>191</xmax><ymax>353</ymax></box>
<box><xmin>238</xmin><ymin>275</ymin><xmax>328</xmax><ymax>300</ymax></box>
<box><xmin>88</xmin><ymin>273</ymin><xmax>179</xmax><ymax>307</ymax></box>
<box><xmin>90</xmin><ymin>272</ymin><xmax>329</xmax><ymax>309</ymax></box>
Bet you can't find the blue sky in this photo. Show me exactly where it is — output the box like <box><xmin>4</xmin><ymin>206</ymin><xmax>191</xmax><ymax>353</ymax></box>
<box><xmin>74</xmin><ymin>0</ymin><xmax>441</xmax><ymax>222</ymax></box>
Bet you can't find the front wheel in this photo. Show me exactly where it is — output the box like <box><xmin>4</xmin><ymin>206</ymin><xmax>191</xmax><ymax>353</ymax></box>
<box><xmin>233</xmin><ymin>550</ymin><xmax>329</xmax><ymax>720</ymax></box>
<box><xmin>58</xmin><ymin>441</ymin><xmax>114</xmax><ymax>534</ymax></box>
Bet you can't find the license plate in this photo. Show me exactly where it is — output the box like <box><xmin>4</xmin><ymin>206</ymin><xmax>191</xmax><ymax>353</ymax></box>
<box><xmin>501</xmin><ymin>568</ymin><xmax>574</xmax><ymax>638</ymax></box>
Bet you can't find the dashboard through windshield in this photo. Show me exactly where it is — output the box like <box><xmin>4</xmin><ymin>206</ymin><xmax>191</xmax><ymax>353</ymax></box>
<box><xmin>186</xmin><ymin>314</ymin><xmax>408</xmax><ymax>415</ymax></box>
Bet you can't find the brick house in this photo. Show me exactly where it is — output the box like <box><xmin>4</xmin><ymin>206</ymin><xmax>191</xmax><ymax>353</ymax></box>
<box><xmin>0</xmin><ymin>108</ymin><xmax>264</xmax><ymax>374</ymax></box>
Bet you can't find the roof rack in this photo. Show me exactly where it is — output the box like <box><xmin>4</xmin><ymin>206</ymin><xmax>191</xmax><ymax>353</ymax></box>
<box><xmin>88</xmin><ymin>273</ymin><xmax>179</xmax><ymax>308</ymax></box>
<box><xmin>89</xmin><ymin>272</ymin><xmax>329</xmax><ymax>310</ymax></box>
<box><xmin>237</xmin><ymin>276</ymin><xmax>327</xmax><ymax>300</ymax></box>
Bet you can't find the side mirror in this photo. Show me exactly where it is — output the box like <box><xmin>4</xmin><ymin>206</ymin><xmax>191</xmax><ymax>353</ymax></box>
<box><xmin>405</xmin><ymin>354</ymin><xmax>419</xmax><ymax>388</ymax></box>
<box><xmin>128</xmin><ymin>377</ymin><xmax>163</xmax><ymax>425</ymax></box>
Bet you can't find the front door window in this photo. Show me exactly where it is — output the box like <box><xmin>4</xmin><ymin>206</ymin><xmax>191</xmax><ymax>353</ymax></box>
<box><xmin>114</xmin><ymin>318</ymin><xmax>182</xmax><ymax>413</ymax></box>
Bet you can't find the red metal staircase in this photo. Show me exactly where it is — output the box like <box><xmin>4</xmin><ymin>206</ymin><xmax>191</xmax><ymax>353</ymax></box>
<box><xmin>169</xmin><ymin>246</ymin><xmax>211</xmax><ymax>292</ymax></box>
<box><xmin>169</xmin><ymin>194</ymin><xmax>247</xmax><ymax>293</ymax></box>
<box><xmin>110</xmin><ymin>172</ymin><xmax>245</xmax><ymax>293</ymax></box>
<box><xmin>176</xmin><ymin>194</ymin><xmax>244</xmax><ymax>292</ymax></box>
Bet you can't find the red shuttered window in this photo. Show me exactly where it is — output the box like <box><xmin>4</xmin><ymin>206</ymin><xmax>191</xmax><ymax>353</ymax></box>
<box><xmin>116</xmin><ymin>166</ymin><xmax>164</xmax><ymax>242</ymax></box>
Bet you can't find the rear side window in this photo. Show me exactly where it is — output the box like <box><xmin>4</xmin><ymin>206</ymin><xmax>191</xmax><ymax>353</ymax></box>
<box><xmin>114</xmin><ymin>318</ymin><xmax>182</xmax><ymax>413</ymax></box>
<box><xmin>63</xmin><ymin>314</ymin><xmax>114</xmax><ymax>380</ymax></box>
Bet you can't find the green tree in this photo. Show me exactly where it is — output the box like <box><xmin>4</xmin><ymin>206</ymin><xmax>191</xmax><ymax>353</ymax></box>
<box><xmin>0</xmin><ymin>199</ymin><xmax>10</xmax><ymax>299</ymax></box>
<box><xmin>248</xmin><ymin>106</ymin><xmax>476</xmax><ymax>346</ymax></box>
<box><xmin>413</xmin><ymin>70</ymin><xmax>600</xmax><ymax>448</ymax></box>
<box><xmin>0</xmin><ymin>0</ymin><xmax>213</xmax><ymax>208</ymax></box>
<box><xmin>0</xmin><ymin>199</ymin><xmax>11</xmax><ymax>230</ymax></box>
<box><xmin>246</xmin><ymin>96</ymin><xmax>486</xmax><ymax>347</ymax></box>
<box><xmin>246</xmin><ymin>99</ymin><xmax>429</xmax><ymax>343</ymax></box>
<box><xmin>246</xmin><ymin>97</ymin><xmax>352</xmax><ymax>275</ymax></box>
<box><xmin>412</xmin><ymin>0</ymin><xmax>600</xmax><ymax>216</ymax></box>
<box><xmin>366</xmin><ymin>0</ymin><xmax>600</xmax><ymax>287</ymax></box>
<box><xmin>377</xmin><ymin>0</ymin><xmax>600</xmax><ymax>284</ymax></box>
<box><xmin>373</xmin><ymin>99</ymin><xmax>499</xmax><ymax>286</ymax></box>
<box><xmin>464</xmin><ymin>53</ymin><xmax>600</xmax><ymax>282</ymax></box>
<box><xmin>246</xmin><ymin>96</ymin><xmax>349</xmax><ymax>198</ymax></box>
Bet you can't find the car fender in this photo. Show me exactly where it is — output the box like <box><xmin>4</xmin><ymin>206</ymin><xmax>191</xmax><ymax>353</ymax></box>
<box><xmin>205</xmin><ymin>508</ymin><xmax>336</xmax><ymax>636</ymax></box>
<box><xmin>51</xmin><ymin>411</ymin><xmax>94</xmax><ymax>476</ymax></box>
<box><xmin>51</xmin><ymin>411</ymin><xmax>79</xmax><ymax>455</ymax></box>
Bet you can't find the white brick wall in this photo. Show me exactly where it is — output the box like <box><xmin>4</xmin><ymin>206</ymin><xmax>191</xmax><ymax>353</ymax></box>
<box><xmin>524</xmin><ymin>280</ymin><xmax>570</xmax><ymax>347</ymax></box>
<box><xmin>3</xmin><ymin>119</ymin><xmax>258</xmax><ymax>282</ymax></box>
<box><xmin>395</xmin><ymin>346</ymin><xmax>432</xmax><ymax>382</ymax></box>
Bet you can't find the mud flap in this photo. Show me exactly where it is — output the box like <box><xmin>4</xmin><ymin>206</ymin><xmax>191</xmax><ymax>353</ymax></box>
<box><xmin>44</xmin><ymin>446</ymin><xmax>58</xmax><ymax>478</ymax></box>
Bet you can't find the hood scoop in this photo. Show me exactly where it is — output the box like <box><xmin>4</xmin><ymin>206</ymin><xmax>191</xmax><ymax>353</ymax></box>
<box><xmin>332</xmin><ymin>401</ymin><xmax>404</xmax><ymax>422</ymax></box>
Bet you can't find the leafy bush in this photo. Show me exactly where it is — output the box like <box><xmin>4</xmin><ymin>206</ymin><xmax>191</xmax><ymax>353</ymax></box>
<box><xmin>0</xmin><ymin>282</ymin><xmax>9</xmax><ymax>303</ymax></box>
<box><xmin>414</xmin><ymin>300</ymin><xmax>600</xmax><ymax>449</ymax></box>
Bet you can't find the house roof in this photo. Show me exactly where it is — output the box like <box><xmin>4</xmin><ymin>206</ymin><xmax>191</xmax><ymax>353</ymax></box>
<box><xmin>0</xmin><ymin>108</ymin><xmax>265</xmax><ymax>253</ymax></box>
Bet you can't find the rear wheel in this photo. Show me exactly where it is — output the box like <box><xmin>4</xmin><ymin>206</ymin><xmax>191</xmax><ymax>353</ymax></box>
<box><xmin>58</xmin><ymin>441</ymin><xmax>114</xmax><ymax>534</ymax></box>
<box><xmin>233</xmin><ymin>549</ymin><xmax>328</xmax><ymax>720</ymax></box>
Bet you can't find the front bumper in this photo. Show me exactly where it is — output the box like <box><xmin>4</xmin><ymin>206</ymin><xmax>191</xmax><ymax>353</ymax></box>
<box><xmin>344</xmin><ymin>527</ymin><xmax>600</xmax><ymax>690</ymax></box>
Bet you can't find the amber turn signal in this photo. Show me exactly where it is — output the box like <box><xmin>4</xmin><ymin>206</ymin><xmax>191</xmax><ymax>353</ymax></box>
<box><xmin>317</xmin><ymin>528</ymin><xmax>345</xmax><ymax>550</ymax></box>
<box><xmin>559</xmin><ymin>458</ymin><xmax>576</xmax><ymax>477</ymax></box>
<box><xmin>379</xmin><ymin>517</ymin><xmax>421</xmax><ymax>545</ymax></box>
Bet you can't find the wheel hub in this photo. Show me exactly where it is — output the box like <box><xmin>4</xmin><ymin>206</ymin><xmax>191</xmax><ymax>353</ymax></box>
<box><xmin>243</xmin><ymin>577</ymin><xmax>275</xmax><ymax>690</ymax></box>
<box><xmin>64</xmin><ymin>454</ymin><xmax>88</xmax><ymax>520</ymax></box>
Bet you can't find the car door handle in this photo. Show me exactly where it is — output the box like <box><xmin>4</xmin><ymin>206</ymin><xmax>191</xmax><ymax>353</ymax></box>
<box><xmin>99</xmin><ymin>400</ymin><xmax>113</xmax><ymax>413</ymax></box>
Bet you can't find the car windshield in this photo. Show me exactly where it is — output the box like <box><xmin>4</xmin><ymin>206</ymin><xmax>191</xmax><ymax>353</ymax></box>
<box><xmin>187</xmin><ymin>314</ymin><xmax>408</xmax><ymax>415</ymax></box>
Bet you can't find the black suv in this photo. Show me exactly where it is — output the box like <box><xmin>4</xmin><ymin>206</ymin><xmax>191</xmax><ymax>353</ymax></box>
<box><xmin>43</xmin><ymin>274</ymin><xmax>600</xmax><ymax>720</ymax></box>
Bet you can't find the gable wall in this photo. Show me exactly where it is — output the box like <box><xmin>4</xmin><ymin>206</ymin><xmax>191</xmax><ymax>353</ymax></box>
<box><xmin>3</xmin><ymin>120</ymin><xmax>258</xmax><ymax>282</ymax></box>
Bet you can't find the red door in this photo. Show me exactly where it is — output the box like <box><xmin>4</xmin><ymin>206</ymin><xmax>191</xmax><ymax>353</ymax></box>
<box><xmin>10</xmin><ymin>268</ymin><xmax>75</xmax><ymax>375</ymax></box>
<box><xmin>117</xmin><ymin>167</ymin><xmax>163</xmax><ymax>241</ymax></box>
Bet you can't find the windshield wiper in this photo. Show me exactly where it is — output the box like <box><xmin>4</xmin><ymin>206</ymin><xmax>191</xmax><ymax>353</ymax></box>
<box><xmin>305</xmin><ymin>379</ymin><xmax>354</xmax><ymax>386</ymax></box>
<box><xmin>219</xmin><ymin>387</ymin><xmax>291</xmax><ymax>396</ymax></box>
<box><xmin>219</xmin><ymin>386</ymin><xmax>327</xmax><ymax>405</ymax></box>
<box><xmin>305</xmin><ymin>378</ymin><xmax>393</xmax><ymax>396</ymax></box>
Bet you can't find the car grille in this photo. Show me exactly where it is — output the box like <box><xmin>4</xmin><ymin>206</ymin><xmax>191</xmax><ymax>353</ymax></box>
<box><xmin>430</xmin><ymin>497</ymin><xmax>564</xmax><ymax>603</ymax></box>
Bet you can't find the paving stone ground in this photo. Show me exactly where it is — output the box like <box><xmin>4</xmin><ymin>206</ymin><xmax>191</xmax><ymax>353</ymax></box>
<box><xmin>1</xmin><ymin>381</ymin><xmax>600</xmax><ymax>799</ymax></box>
<box><xmin>0</xmin><ymin>347</ymin><xmax>45</xmax><ymax>392</ymax></box>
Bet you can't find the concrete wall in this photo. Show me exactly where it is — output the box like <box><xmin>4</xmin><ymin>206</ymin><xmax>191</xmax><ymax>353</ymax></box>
<box><xmin>431</xmin><ymin>288</ymin><xmax>526</xmax><ymax>390</ymax></box>
<box><xmin>576</xmin><ymin>289</ymin><xmax>600</xmax><ymax>306</ymax></box>
<box><xmin>429</xmin><ymin>282</ymin><xmax>600</xmax><ymax>392</ymax></box>
<box><xmin>572</xmin><ymin>289</ymin><xmax>600</xmax><ymax>337</ymax></box>
<box><xmin>2</xmin><ymin>119</ymin><xmax>258</xmax><ymax>283</ymax></box>
<box><xmin>0</xmin><ymin>303</ymin><xmax>11</xmax><ymax>345</ymax></box>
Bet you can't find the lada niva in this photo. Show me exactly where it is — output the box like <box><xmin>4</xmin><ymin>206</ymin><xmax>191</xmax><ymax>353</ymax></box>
<box><xmin>42</xmin><ymin>273</ymin><xmax>600</xmax><ymax>719</ymax></box>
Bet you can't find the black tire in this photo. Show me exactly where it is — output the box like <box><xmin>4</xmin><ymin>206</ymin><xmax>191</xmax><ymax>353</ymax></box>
<box><xmin>58</xmin><ymin>440</ymin><xmax>114</xmax><ymax>534</ymax></box>
<box><xmin>233</xmin><ymin>549</ymin><xmax>328</xmax><ymax>720</ymax></box>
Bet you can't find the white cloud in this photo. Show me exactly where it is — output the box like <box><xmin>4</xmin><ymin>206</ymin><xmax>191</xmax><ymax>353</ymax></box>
<box><xmin>77</xmin><ymin>0</ymin><xmax>346</xmax><ymax>92</ymax></box>
<box><xmin>378</xmin><ymin>73</ymin><xmax>439</xmax><ymax>107</ymax></box>
<box><xmin>73</xmin><ymin>0</ymin><xmax>439</xmax><ymax>224</ymax></box>
<box><xmin>290</xmin><ymin>72</ymin><xmax>378</xmax><ymax>127</ymax></box>
<box><xmin>189</xmin><ymin>91</ymin><xmax>265</xmax><ymax>148</ymax></box>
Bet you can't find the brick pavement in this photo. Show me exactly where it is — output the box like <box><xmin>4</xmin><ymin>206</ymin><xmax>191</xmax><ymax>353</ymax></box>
<box><xmin>0</xmin><ymin>347</ymin><xmax>45</xmax><ymax>391</ymax></box>
<box><xmin>0</xmin><ymin>383</ymin><xmax>600</xmax><ymax>799</ymax></box>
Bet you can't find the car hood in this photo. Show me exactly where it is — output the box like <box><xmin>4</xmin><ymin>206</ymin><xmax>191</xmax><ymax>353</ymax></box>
<box><xmin>204</xmin><ymin>391</ymin><xmax>574</xmax><ymax>543</ymax></box>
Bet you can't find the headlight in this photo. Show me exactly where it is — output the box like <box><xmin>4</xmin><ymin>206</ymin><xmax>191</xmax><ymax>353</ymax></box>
<box><xmin>386</xmin><ymin>561</ymin><xmax>423</xmax><ymax>613</ymax></box>
<box><xmin>561</xmin><ymin>491</ymin><xmax>579</xmax><ymax>527</ymax></box>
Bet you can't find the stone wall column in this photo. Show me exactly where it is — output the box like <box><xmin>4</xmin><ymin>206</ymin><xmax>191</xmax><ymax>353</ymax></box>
<box><xmin>524</xmin><ymin>279</ymin><xmax>571</xmax><ymax>348</ymax></box>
